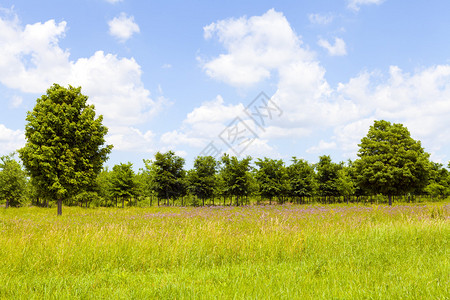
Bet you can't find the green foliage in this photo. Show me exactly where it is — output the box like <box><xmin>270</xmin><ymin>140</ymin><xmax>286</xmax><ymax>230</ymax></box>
<box><xmin>95</xmin><ymin>167</ymin><xmax>113</xmax><ymax>206</ymax></box>
<box><xmin>315</xmin><ymin>155</ymin><xmax>342</xmax><ymax>197</ymax></box>
<box><xmin>187</xmin><ymin>156</ymin><xmax>218</xmax><ymax>202</ymax></box>
<box><xmin>18</xmin><ymin>84</ymin><xmax>112</xmax><ymax>214</ymax></box>
<box><xmin>0</xmin><ymin>154</ymin><xmax>27</xmax><ymax>207</ymax></box>
<box><xmin>152</xmin><ymin>151</ymin><xmax>186</xmax><ymax>203</ymax></box>
<box><xmin>220</xmin><ymin>154</ymin><xmax>252</xmax><ymax>205</ymax></box>
<box><xmin>336</xmin><ymin>166</ymin><xmax>356</xmax><ymax>202</ymax></box>
<box><xmin>110</xmin><ymin>162</ymin><xmax>136</xmax><ymax>202</ymax></box>
<box><xmin>354</xmin><ymin>120</ymin><xmax>431</xmax><ymax>200</ymax></box>
<box><xmin>424</xmin><ymin>162</ymin><xmax>450</xmax><ymax>199</ymax></box>
<box><xmin>287</xmin><ymin>157</ymin><xmax>317</xmax><ymax>199</ymax></box>
<box><xmin>254</xmin><ymin>157</ymin><xmax>288</xmax><ymax>202</ymax></box>
<box><xmin>139</xmin><ymin>159</ymin><xmax>157</xmax><ymax>198</ymax></box>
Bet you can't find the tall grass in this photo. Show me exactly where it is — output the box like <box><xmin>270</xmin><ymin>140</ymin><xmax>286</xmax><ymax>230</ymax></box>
<box><xmin>0</xmin><ymin>203</ymin><xmax>448</xmax><ymax>299</ymax></box>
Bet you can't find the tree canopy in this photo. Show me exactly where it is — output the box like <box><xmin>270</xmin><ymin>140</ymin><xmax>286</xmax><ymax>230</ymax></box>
<box><xmin>18</xmin><ymin>84</ymin><xmax>112</xmax><ymax>215</ymax></box>
<box><xmin>188</xmin><ymin>156</ymin><xmax>218</xmax><ymax>205</ymax></box>
<box><xmin>255</xmin><ymin>157</ymin><xmax>288</xmax><ymax>203</ymax></box>
<box><xmin>152</xmin><ymin>151</ymin><xmax>186</xmax><ymax>205</ymax></box>
<box><xmin>0</xmin><ymin>154</ymin><xmax>27</xmax><ymax>208</ymax></box>
<box><xmin>220</xmin><ymin>154</ymin><xmax>252</xmax><ymax>206</ymax></box>
<box><xmin>111</xmin><ymin>162</ymin><xmax>136</xmax><ymax>208</ymax></box>
<box><xmin>287</xmin><ymin>157</ymin><xmax>316</xmax><ymax>202</ymax></box>
<box><xmin>354</xmin><ymin>120</ymin><xmax>430</xmax><ymax>205</ymax></box>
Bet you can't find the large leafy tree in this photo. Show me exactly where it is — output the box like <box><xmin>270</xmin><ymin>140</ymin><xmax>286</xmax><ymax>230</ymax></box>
<box><xmin>152</xmin><ymin>151</ymin><xmax>186</xmax><ymax>206</ymax></box>
<box><xmin>188</xmin><ymin>156</ymin><xmax>218</xmax><ymax>206</ymax></box>
<box><xmin>354</xmin><ymin>120</ymin><xmax>430</xmax><ymax>205</ymax></box>
<box><xmin>0</xmin><ymin>154</ymin><xmax>27</xmax><ymax>208</ymax></box>
<box><xmin>18</xmin><ymin>84</ymin><xmax>112</xmax><ymax>215</ymax></box>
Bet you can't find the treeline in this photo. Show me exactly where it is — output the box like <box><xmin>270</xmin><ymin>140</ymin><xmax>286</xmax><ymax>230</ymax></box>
<box><xmin>1</xmin><ymin>149</ymin><xmax>449</xmax><ymax>208</ymax></box>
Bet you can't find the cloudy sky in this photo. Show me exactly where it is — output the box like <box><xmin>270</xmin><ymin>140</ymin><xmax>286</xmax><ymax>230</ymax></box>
<box><xmin>1</xmin><ymin>0</ymin><xmax>450</xmax><ymax>169</ymax></box>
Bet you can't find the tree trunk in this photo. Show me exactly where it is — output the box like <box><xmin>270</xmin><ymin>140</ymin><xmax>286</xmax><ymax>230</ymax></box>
<box><xmin>388</xmin><ymin>195</ymin><xmax>392</xmax><ymax>206</ymax></box>
<box><xmin>122</xmin><ymin>198</ymin><xmax>124</xmax><ymax>208</ymax></box>
<box><xmin>57</xmin><ymin>198</ymin><xmax>62</xmax><ymax>216</ymax></box>
<box><xmin>5</xmin><ymin>199</ymin><xmax>9</xmax><ymax>208</ymax></box>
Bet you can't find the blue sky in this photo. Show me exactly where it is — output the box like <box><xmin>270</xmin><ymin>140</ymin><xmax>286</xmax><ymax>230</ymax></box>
<box><xmin>1</xmin><ymin>0</ymin><xmax>450</xmax><ymax>170</ymax></box>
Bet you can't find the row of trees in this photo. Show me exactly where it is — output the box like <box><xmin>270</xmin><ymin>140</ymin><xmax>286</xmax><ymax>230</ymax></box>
<box><xmin>2</xmin><ymin>146</ymin><xmax>448</xmax><ymax>210</ymax></box>
<box><xmin>1</xmin><ymin>84</ymin><xmax>447</xmax><ymax>214</ymax></box>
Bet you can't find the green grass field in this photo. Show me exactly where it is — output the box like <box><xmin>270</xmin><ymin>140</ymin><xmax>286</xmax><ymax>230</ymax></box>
<box><xmin>1</xmin><ymin>203</ymin><xmax>449</xmax><ymax>299</ymax></box>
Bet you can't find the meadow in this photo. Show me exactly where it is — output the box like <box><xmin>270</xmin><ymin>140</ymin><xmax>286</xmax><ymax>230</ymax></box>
<box><xmin>0</xmin><ymin>202</ymin><xmax>449</xmax><ymax>299</ymax></box>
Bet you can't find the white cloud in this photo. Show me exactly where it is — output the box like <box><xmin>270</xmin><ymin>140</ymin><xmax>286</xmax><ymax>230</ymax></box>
<box><xmin>186</xmin><ymin>95</ymin><xmax>244</xmax><ymax>125</ymax></box>
<box><xmin>108</xmin><ymin>12</ymin><xmax>140</xmax><ymax>42</ymax></box>
<box><xmin>306</xmin><ymin>140</ymin><xmax>337</xmax><ymax>154</ymax></box>
<box><xmin>160</xmin><ymin>131</ymin><xmax>205</xmax><ymax>148</ymax></box>
<box><xmin>336</xmin><ymin>65</ymin><xmax>450</xmax><ymax>155</ymax></box>
<box><xmin>0</xmin><ymin>124</ymin><xmax>25</xmax><ymax>155</ymax></box>
<box><xmin>159</xmin><ymin>95</ymin><xmax>245</xmax><ymax>149</ymax></box>
<box><xmin>308</xmin><ymin>13</ymin><xmax>333</xmax><ymax>25</ymax></box>
<box><xmin>202</xmin><ymin>9</ymin><xmax>310</xmax><ymax>87</ymax></box>
<box><xmin>0</xmin><ymin>17</ymin><xmax>70</xmax><ymax>93</ymax></box>
<box><xmin>348</xmin><ymin>0</ymin><xmax>385</xmax><ymax>11</ymax></box>
<box><xmin>69</xmin><ymin>51</ymin><xmax>165</xmax><ymax>125</ymax></box>
<box><xmin>318</xmin><ymin>37</ymin><xmax>347</xmax><ymax>56</ymax></box>
<box><xmin>0</xmin><ymin>11</ymin><xmax>166</xmax><ymax>152</ymax></box>
<box><xmin>105</xmin><ymin>0</ymin><xmax>123</xmax><ymax>3</ymax></box>
<box><xmin>106</xmin><ymin>126</ymin><xmax>154</xmax><ymax>152</ymax></box>
<box><xmin>201</xmin><ymin>9</ymin><xmax>355</xmax><ymax>133</ymax></box>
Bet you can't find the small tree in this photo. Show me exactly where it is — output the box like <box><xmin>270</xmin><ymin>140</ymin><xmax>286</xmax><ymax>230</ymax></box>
<box><xmin>336</xmin><ymin>166</ymin><xmax>355</xmax><ymax>204</ymax></box>
<box><xmin>286</xmin><ymin>157</ymin><xmax>316</xmax><ymax>204</ymax></box>
<box><xmin>315</xmin><ymin>155</ymin><xmax>342</xmax><ymax>203</ymax></box>
<box><xmin>18</xmin><ymin>84</ymin><xmax>112</xmax><ymax>215</ymax></box>
<box><xmin>254</xmin><ymin>157</ymin><xmax>288</xmax><ymax>204</ymax></box>
<box><xmin>220</xmin><ymin>154</ymin><xmax>252</xmax><ymax>206</ymax></box>
<box><xmin>152</xmin><ymin>151</ymin><xmax>186</xmax><ymax>206</ymax></box>
<box><xmin>96</xmin><ymin>167</ymin><xmax>113</xmax><ymax>206</ymax></box>
<box><xmin>188</xmin><ymin>156</ymin><xmax>218</xmax><ymax>206</ymax></box>
<box><xmin>139</xmin><ymin>159</ymin><xmax>158</xmax><ymax>206</ymax></box>
<box><xmin>0</xmin><ymin>154</ymin><xmax>27</xmax><ymax>208</ymax></box>
<box><xmin>110</xmin><ymin>162</ymin><xmax>136</xmax><ymax>208</ymax></box>
<box><xmin>424</xmin><ymin>162</ymin><xmax>450</xmax><ymax>200</ymax></box>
